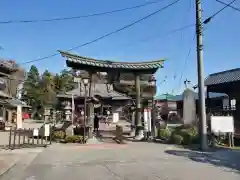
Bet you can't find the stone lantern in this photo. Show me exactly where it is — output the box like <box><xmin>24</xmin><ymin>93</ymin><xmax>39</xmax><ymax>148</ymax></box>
<box><xmin>44</xmin><ymin>107</ymin><xmax>51</xmax><ymax>123</ymax></box>
<box><xmin>64</xmin><ymin>101</ymin><xmax>72</xmax><ymax>122</ymax></box>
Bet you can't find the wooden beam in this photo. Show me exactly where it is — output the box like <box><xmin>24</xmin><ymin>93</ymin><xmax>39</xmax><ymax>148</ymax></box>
<box><xmin>119</xmin><ymin>80</ymin><xmax>149</xmax><ymax>85</ymax></box>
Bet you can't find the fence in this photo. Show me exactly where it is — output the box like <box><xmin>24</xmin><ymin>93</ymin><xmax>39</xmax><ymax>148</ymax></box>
<box><xmin>6</xmin><ymin>126</ymin><xmax>52</xmax><ymax>150</ymax></box>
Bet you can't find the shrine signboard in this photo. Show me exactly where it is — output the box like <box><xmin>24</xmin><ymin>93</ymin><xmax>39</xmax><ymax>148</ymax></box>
<box><xmin>211</xmin><ymin>116</ymin><xmax>234</xmax><ymax>133</ymax></box>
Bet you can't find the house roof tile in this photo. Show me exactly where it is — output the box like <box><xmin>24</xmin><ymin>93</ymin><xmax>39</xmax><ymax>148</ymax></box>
<box><xmin>205</xmin><ymin>68</ymin><xmax>240</xmax><ymax>86</ymax></box>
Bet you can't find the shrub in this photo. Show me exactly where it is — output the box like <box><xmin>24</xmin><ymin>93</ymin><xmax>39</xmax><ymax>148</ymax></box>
<box><xmin>188</xmin><ymin>126</ymin><xmax>198</xmax><ymax>137</ymax></box>
<box><xmin>53</xmin><ymin>131</ymin><xmax>66</xmax><ymax>140</ymax></box>
<box><xmin>187</xmin><ymin>126</ymin><xmax>199</xmax><ymax>144</ymax></box>
<box><xmin>170</xmin><ymin>126</ymin><xmax>199</xmax><ymax>145</ymax></box>
<box><xmin>171</xmin><ymin>134</ymin><xmax>183</xmax><ymax>145</ymax></box>
<box><xmin>180</xmin><ymin>131</ymin><xmax>191</xmax><ymax>145</ymax></box>
<box><xmin>65</xmin><ymin>135</ymin><xmax>83</xmax><ymax>143</ymax></box>
<box><xmin>158</xmin><ymin>128</ymin><xmax>171</xmax><ymax>140</ymax></box>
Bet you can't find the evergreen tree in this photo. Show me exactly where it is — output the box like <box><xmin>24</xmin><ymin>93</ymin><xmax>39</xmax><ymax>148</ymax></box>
<box><xmin>22</xmin><ymin>66</ymin><xmax>75</xmax><ymax>119</ymax></box>
<box><xmin>41</xmin><ymin>70</ymin><xmax>56</xmax><ymax>107</ymax></box>
<box><xmin>59</xmin><ymin>69</ymin><xmax>75</xmax><ymax>92</ymax></box>
<box><xmin>22</xmin><ymin>65</ymin><xmax>42</xmax><ymax>118</ymax></box>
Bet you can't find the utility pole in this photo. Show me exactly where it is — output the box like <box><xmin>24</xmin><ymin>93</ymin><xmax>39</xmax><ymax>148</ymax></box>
<box><xmin>195</xmin><ymin>0</ymin><xmax>208</xmax><ymax>151</ymax></box>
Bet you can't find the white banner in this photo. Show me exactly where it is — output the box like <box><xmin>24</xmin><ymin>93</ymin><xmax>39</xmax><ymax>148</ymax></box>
<box><xmin>44</xmin><ymin>124</ymin><xmax>50</xmax><ymax>136</ymax></box>
<box><xmin>148</xmin><ymin>109</ymin><xmax>152</xmax><ymax>132</ymax></box>
<box><xmin>143</xmin><ymin>109</ymin><xmax>148</xmax><ymax>131</ymax></box>
<box><xmin>113</xmin><ymin>113</ymin><xmax>119</xmax><ymax>123</ymax></box>
<box><xmin>16</xmin><ymin>105</ymin><xmax>22</xmax><ymax>129</ymax></box>
<box><xmin>33</xmin><ymin>128</ymin><xmax>39</xmax><ymax>136</ymax></box>
<box><xmin>132</xmin><ymin>112</ymin><xmax>135</xmax><ymax>126</ymax></box>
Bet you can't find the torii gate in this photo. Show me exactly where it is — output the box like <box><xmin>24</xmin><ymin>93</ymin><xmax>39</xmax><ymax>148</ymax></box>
<box><xmin>59</xmin><ymin>51</ymin><xmax>164</xmax><ymax>140</ymax></box>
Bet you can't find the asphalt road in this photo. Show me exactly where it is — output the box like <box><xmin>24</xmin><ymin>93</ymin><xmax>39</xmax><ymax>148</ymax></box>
<box><xmin>1</xmin><ymin>142</ymin><xmax>240</xmax><ymax>180</ymax></box>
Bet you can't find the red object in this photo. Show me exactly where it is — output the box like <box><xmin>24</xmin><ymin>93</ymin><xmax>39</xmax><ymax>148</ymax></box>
<box><xmin>23</xmin><ymin>112</ymin><xmax>30</xmax><ymax>119</ymax></box>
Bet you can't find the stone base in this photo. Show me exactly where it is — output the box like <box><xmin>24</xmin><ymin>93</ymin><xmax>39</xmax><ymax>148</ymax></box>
<box><xmin>65</xmin><ymin>125</ymin><xmax>74</xmax><ymax>136</ymax></box>
<box><xmin>134</xmin><ymin>129</ymin><xmax>144</xmax><ymax>140</ymax></box>
<box><xmin>86</xmin><ymin>136</ymin><xmax>102</xmax><ymax>145</ymax></box>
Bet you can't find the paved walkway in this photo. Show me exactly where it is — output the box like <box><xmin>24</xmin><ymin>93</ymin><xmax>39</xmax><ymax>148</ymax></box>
<box><xmin>0</xmin><ymin>153</ymin><xmax>20</xmax><ymax>176</ymax></box>
<box><xmin>1</xmin><ymin>142</ymin><xmax>239</xmax><ymax>180</ymax></box>
<box><xmin>0</xmin><ymin>148</ymin><xmax>43</xmax><ymax>179</ymax></box>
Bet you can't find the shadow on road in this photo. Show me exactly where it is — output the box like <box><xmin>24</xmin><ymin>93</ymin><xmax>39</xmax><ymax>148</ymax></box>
<box><xmin>165</xmin><ymin>149</ymin><xmax>240</xmax><ymax>172</ymax></box>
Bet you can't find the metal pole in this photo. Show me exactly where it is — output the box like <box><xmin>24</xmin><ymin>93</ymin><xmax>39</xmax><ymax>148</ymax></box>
<box><xmin>84</xmin><ymin>85</ymin><xmax>87</xmax><ymax>143</ymax></box>
<box><xmin>196</xmin><ymin>0</ymin><xmax>208</xmax><ymax>151</ymax></box>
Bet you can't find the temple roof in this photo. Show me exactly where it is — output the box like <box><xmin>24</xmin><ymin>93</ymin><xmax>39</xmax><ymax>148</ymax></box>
<box><xmin>7</xmin><ymin>99</ymin><xmax>31</xmax><ymax>108</ymax></box>
<box><xmin>59</xmin><ymin>51</ymin><xmax>164</xmax><ymax>73</ymax></box>
<box><xmin>205</xmin><ymin>68</ymin><xmax>240</xmax><ymax>86</ymax></box>
<box><xmin>57</xmin><ymin>83</ymin><xmax>131</xmax><ymax>100</ymax></box>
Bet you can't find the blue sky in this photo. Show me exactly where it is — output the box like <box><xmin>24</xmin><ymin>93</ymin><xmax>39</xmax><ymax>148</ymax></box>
<box><xmin>0</xmin><ymin>0</ymin><xmax>239</xmax><ymax>95</ymax></box>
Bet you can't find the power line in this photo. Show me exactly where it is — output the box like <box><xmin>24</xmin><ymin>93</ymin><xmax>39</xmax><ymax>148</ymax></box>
<box><xmin>177</xmin><ymin>33</ymin><xmax>196</xmax><ymax>91</ymax></box>
<box><xmin>216</xmin><ymin>0</ymin><xmax>240</xmax><ymax>12</ymax></box>
<box><xmin>109</xmin><ymin>23</ymin><xmax>195</xmax><ymax>57</ymax></box>
<box><xmin>203</xmin><ymin>0</ymin><xmax>236</xmax><ymax>24</ymax></box>
<box><xmin>0</xmin><ymin>0</ymin><xmax>164</xmax><ymax>24</ymax></box>
<box><xmin>173</xmin><ymin>0</ymin><xmax>193</xmax><ymax>81</ymax></box>
<box><xmin>175</xmin><ymin>26</ymin><xmax>207</xmax><ymax>92</ymax></box>
<box><xmin>19</xmin><ymin>0</ymin><xmax>180</xmax><ymax>65</ymax></box>
<box><xmin>21</xmin><ymin>24</ymin><xmax>194</xmax><ymax>67</ymax></box>
<box><xmin>175</xmin><ymin>0</ymin><xmax>236</xmax><ymax>91</ymax></box>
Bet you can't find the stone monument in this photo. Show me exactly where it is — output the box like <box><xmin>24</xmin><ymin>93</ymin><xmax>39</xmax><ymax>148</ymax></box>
<box><xmin>183</xmin><ymin>88</ymin><xmax>196</xmax><ymax>126</ymax></box>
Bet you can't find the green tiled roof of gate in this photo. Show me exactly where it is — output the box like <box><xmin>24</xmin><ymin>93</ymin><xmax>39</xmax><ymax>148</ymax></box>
<box><xmin>59</xmin><ymin>51</ymin><xmax>164</xmax><ymax>69</ymax></box>
<box><xmin>154</xmin><ymin>93</ymin><xmax>176</xmax><ymax>100</ymax></box>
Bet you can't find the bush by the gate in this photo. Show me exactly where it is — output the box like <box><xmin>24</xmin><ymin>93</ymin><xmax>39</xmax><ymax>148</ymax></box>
<box><xmin>158</xmin><ymin>128</ymin><xmax>171</xmax><ymax>141</ymax></box>
<box><xmin>53</xmin><ymin>130</ymin><xmax>66</xmax><ymax>140</ymax></box>
<box><xmin>170</xmin><ymin>126</ymin><xmax>199</xmax><ymax>145</ymax></box>
<box><xmin>171</xmin><ymin>134</ymin><xmax>184</xmax><ymax>145</ymax></box>
<box><xmin>65</xmin><ymin>135</ymin><xmax>83</xmax><ymax>143</ymax></box>
<box><xmin>157</xmin><ymin>125</ymin><xmax>200</xmax><ymax>145</ymax></box>
<box><xmin>52</xmin><ymin>130</ymin><xmax>84</xmax><ymax>144</ymax></box>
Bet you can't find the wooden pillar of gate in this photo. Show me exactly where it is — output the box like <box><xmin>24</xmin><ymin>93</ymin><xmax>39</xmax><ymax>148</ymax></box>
<box><xmin>87</xmin><ymin>72</ymin><xmax>94</xmax><ymax>138</ymax></box>
<box><xmin>135</xmin><ymin>73</ymin><xmax>142</xmax><ymax>136</ymax></box>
